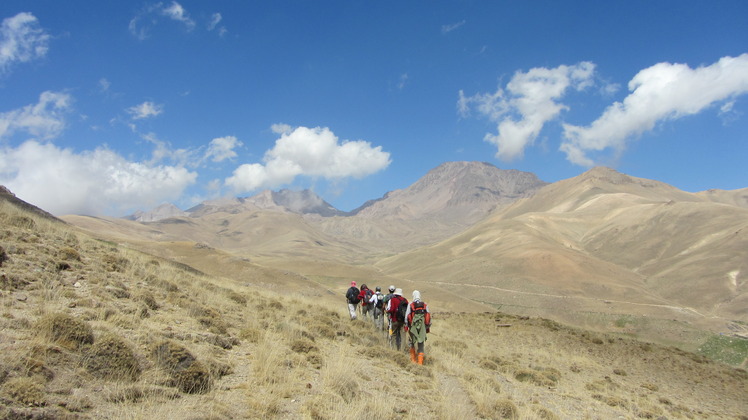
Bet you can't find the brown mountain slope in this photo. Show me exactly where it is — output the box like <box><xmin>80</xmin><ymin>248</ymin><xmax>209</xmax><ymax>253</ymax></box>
<box><xmin>309</xmin><ymin>161</ymin><xmax>547</xmax><ymax>252</ymax></box>
<box><xmin>376</xmin><ymin>167</ymin><xmax>748</xmax><ymax>330</ymax></box>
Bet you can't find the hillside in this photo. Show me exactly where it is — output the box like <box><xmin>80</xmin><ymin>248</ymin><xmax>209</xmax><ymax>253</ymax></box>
<box><xmin>1</xmin><ymin>195</ymin><xmax>746</xmax><ymax>419</ymax></box>
<box><xmin>59</xmin><ymin>163</ymin><xmax>748</xmax><ymax>345</ymax></box>
<box><xmin>377</xmin><ymin>167</ymin><xmax>748</xmax><ymax>338</ymax></box>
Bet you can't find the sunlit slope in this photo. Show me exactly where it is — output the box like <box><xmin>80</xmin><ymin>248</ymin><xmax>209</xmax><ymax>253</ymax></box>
<box><xmin>64</xmin><ymin>209</ymin><xmax>371</xmax><ymax>264</ymax></box>
<box><xmin>376</xmin><ymin>167</ymin><xmax>748</xmax><ymax>321</ymax></box>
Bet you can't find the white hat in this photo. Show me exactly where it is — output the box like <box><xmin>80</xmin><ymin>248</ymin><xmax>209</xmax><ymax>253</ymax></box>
<box><xmin>394</xmin><ymin>288</ymin><xmax>402</xmax><ymax>296</ymax></box>
<box><xmin>412</xmin><ymin>290</ymin><xmax>421</xmax><ymax>301</ymax></box>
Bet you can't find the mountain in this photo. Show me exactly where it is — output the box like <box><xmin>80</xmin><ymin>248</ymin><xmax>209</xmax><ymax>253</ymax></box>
<box><xmin>60</xmin><ymin>162</ymin><xmax>748</xmax><ymax>341</ymax></box>
<box><xmin>377</xmin><ymin>167</ymin><xmax>748</xmax><ymax>327</ymax></box>
<box><xmin>308</xmin><ymin>161</ymin><xmax>547</xmax><ymax>252</ymax></box>
<box><xmin>184</xmin><ymin>189</ymin><xmax>345</xmax><ymax>218</ymax></box>
<box><xmin>0</xmin><ymin>185</ymin><xmax>62</xmax><ymax>223</ymax></box>
<box><xmin>126</xmin><ymin>202</ymin><xmax>189</xmax><ymax>222</ymax></box>
<box><xmin>352</xmin><ymin>161</ymin><xmax>547</xmax><ymax>221</ymax></box>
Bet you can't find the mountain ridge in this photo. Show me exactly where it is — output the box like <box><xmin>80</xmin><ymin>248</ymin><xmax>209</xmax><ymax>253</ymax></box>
<box><xmin>49</xmin><ymin>161</ymin><xmax>748</xmax><ymax>340</ymax></box>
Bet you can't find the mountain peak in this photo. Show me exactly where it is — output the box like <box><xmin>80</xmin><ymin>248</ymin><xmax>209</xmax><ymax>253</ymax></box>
<box><xmin>126</xmin><ymin>203</ymin><xmax>188</xmax><ymax>222</ymax></box>
<box><xmin>354</xmin><ymin>161</ymin><xmax>547</xmax><ymax>221</ymax></box>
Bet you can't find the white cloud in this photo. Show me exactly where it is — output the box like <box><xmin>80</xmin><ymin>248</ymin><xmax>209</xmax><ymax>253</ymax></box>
<box><xmin>0</xmin><ymin>91</ymin><xmax>72</xmax><ymax>141</ymax></box>
<box><xmin>561</xmin><ymin>54</ymin><xmax>748</xmax><ymax>166</ymax></box>
<box><xmin>207</xmin><ymin>12</ymin><xmax>226</xmax><ymax>36</ymax></box>
<box><xmin>460</xmin><ymin>62</ymin><xmax>595</xmax><ymax>161</ymax></box>
<box><xmin>225</xmin><ymin>126</ymin><xmax>391</xmax><ymax>193</ymax></box>
<box><xmin>127</xmin><ymin>101</ymin><xmax>164</xmax><ymax>120</ymax></box>
<box><xmin>398</xmin><ymin>73</ymin><xmax>409</xmax><ymax>90</ymax></box>
<box><xmin>270</xmin><ymin>123</ymin><xmax>292</xmax><ymax>135</ymax></box>
<box><xmin>129</xmin><ymin>2</ymin><xmax>196</xmax><ymax>40</ymax></box>
<box><xmin>98</xmin><ymin>78</ymin><xmax>111</xmax><ymax>93</ymax></box>
<box><xmin>205</xmin><ymin>136</ymin><xmax>241</xmax><ymax>162</ymax></box>
<box><xmin>207</xmin><ymin>13</ymin><xmax>221</xmax><ymax>30</ymax></box>
<box><xmin>441</xmin><ymin>20</ymin><xmax>466</xmax><ymax>34</ymax></box>
<box><xmin>162</xmin><ymin>2</ymin><xmax>195</xmax><ymax>31</ymax></box>
<box><xmin>0</xmin><ymin>140</ymin><xmax>197</xmax><ymax>215</ymax></box>
<box><xmin>1</xmin><ymin>12</ymin><xmax>49</xmax><ymax>74</ymax></box>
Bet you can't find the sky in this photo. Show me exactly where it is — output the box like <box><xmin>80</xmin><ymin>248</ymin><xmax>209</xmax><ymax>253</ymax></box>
<box><xmin>1</xmin><ymin>1</ymin><xmax>747</xmax><ymax>216</ymax></box>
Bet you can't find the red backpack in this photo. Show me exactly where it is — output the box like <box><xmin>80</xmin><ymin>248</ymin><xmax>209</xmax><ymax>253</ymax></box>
<box><xmin>408</xmin><ymin>301</ymin><xmax>431</xmax><ymax>326</ymax></box>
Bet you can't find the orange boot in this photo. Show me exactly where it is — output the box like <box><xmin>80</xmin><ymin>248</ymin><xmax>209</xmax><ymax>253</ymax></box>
<box><xmin>409</xmin><ymin>347</ymin><xmax>417</xmax><ymax>363</ymax></box>
<box><xmin>417</xmin><ymin>353</ymin><xmax>425</xmax><ymax>365</ymax></box>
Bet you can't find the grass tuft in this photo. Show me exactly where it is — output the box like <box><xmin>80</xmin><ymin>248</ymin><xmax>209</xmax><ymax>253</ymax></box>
<box><xmin>36</xmin><ymin>313</ymin><xmax>94</xmax><ymax>350</ymax></box>
<box><xmin>84</xmin><ymin>334</ymin><xmax>141</xmax><ymax>381</ymax></box>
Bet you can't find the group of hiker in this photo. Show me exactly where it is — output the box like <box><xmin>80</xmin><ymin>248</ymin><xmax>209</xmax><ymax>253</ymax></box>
<box><xmin>345</xmin><ymin>281</ymin><xmax>432</xmax><ymax>365</ymax></box>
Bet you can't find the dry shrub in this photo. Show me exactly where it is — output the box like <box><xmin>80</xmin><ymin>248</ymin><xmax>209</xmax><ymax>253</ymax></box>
<box><xmin>205</xmin><ymin>333</ymin><xmax>238</xmax><ymax>350</ymax></box>
<box><xmin>252</xmin><ymin>334</ymin><xmax>287</xmax><ymax>385</ymax></box>
<box><xmin>514</xmin><ymin>367</ymin><xmax>560</xmax><ymax>387</ymax></box>
<box><xmin>302</xmin><ymin>391</ymin><xmax>346</xmax><ymax>420</ymax></box>
<box><xmin>58</xmin><ymin>247</ymin><xmax>81</xmax><ymax>261</ymax></box>
<box><xmin>84</xmin><ymin>334</ymin><xmax>141</xmax><ymax>381</ymax></box>
<box><xmin>239</xmin><ymin>326</ymin><xmax>261</xmax><ymax>343</ymax></box>
<box><xmin>102</xmin><ymin>253</ymin><xmax>130</xmax><ymax>272</ymax></box>
<box><xmin>586</xmin><ymin>377</ymin><xmax>620</xmax><ymax>393</ymax></box>
<box><xmin>291</xmin><ymin>337</ymin><xmax>318</xmax><ymax>354</ymax></box>
<box><xmin>0</xmin><ymin>273</ymin><xmax>30</xmax><ymax>290</ymax></box>
<box><xmin>227</xmin><ymin>291</ymin><xmax>247</xmax><ymax>305</ymax></box>
<box><xmin>467</xmin><ymin>379</ymin><xmax>504</xmax><ymax>418</ymax></box>
<box><xmin>322</xmin><ymin>348</ymin><xmax>362</xmax><ymax>403</ymax></box>
<box><xmin>173</xmin><ymin>361</ymin><xmax>212</xmax><ymax>394</ymax></box>
<box><xmin>592</xmin><ymin>393</ymin><xmax>627</xmax><ymax>408</ymax></box>
<box><xmin>640</xmin><ymin>382</ymin><xmax>659</xmax><ymax>391</ymax></box>
<box><xmin>105</xmin><ymin>385</ymin><xmax>181</xmax><ymax>403</ymax></box>
<box><xmin>134</xmin><ymin>290</ymin><xmax>159</xmax><ymax>310</ymax></box>
<box><xmin>0</xmin><ymin>245</ymin><xmax>7</xmax><ymax>267</ymax></box>
<box><xmin>190</xmin><ymin>305</ymin><xmax>228</xmax><ymax>334</ymax></box>
<box><xmin>16</xmin><ymin>357</ymin><xmax>54</xmax><ymax>382</ymax></box>
<box><xmin>9</xmin><ymin>215</ymin><xmax>35</xmax><ymax>229</ymax></box>
<box><xmin>1</xmin><ymin>376</ymin><xmax>46</xmax><ymax>406</ymax></box>
<box><xmin>36</xmin><ymin>313</ymin><xmax>94</xmax><ymax>349</ymax></box>
<box><xmin>534</xmin><ymin>406</ymin><xmax>559</xmax><ymax>420</ymax></box>
<box><xmin>494</xmin><ymin>399</ymin><xmax>519</xmax><ymax>419</ymax></box>
<box><xmin>152</xmin><ymin>340</ymin><xmax>212</xmax><ymax>394</ymax></box>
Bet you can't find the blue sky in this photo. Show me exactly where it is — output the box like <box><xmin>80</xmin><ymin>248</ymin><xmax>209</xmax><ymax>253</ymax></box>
<box><xmin>1</xmin><ymin>1</ymin><xmax>747</xmax><ymax>216</ymax></box>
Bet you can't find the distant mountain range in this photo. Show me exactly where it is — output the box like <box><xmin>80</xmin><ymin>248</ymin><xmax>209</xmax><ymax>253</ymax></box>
<box><xmin>19</xmin><ymin>161</ymin><xmax>747</xmax><ymax>333</ymax></box>
<box><xmin>130</xmin><ymin>161</ymin><xmax>546</xmax><ymax>222</ymax></box>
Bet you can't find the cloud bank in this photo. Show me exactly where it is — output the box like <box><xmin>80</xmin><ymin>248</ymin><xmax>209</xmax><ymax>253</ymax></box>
<box><xmin>0</xmin><ymin>141</ymin><xmax>197</xmax><ymax>216</ymax></box>
<box><xmin>0</xmin><ymin>12</ymin><xmax>49</xmax><ymax>74</ymax></box>
<box><xmin>0</xmin><ymin>93</ymin><xmax>199</xmax><ymax>216</ymax></box>
<box><xmin>561</xmin><ymin>54</ymin><xmax>748</xmax><ymax>165</ymax></box>
<box><xmin>225</xmin><ymin>126</ymin><xmax>391</xmax><ymax>193</ymax></box>
<box><xmin>461</xmin><ymin>54</ymin><xmax>748</xmax><ymax>167</ymax></box>
<box><xmin>0</xmin><ymin>91</ymin><xmax>71</xmax><ymax>140</ymax></box>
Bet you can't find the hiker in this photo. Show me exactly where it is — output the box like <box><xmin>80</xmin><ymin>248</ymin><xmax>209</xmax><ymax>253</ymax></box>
<box><xmin>371</xmin><ymin>286</ymin><xmax>385</xmax><ymax>330</ymax></box>
<box><xmin>404</xmin><ymin>290</ymin><xmax>431</xmax><ymax>365</ymax></box>
<box><xmin>386</xmin><ymin>288</ymin><xmax>408</xmax><ymax>350</ymax></box>
<box><xmin>382</xmin><ymin>285</ymin><xmax>396</xmax><ymax>334</ymax></box>
<box><xmin>358</xmin><ymin>284</ymin><xmax>374</xmax><ymax>320</ymax></box>
<box><xmin>345</xmin><ymin>281</ymin><xmax>360</xmax><ymax>320</ymax></box>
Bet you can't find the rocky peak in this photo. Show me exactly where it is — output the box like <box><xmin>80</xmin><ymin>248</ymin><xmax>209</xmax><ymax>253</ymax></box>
<box><xmin>127</xmin><ymin>203</ymin><xmax>188</xmax><ymax>222</ymax></box>
<box><xmin>354</xmin><ymin>161</ymin><xmax>547</xmax><ymax>221</ymax></box>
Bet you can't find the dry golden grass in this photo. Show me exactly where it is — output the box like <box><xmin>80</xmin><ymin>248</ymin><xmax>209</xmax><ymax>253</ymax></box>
<box><xmin>1</xmin><ymin>199</ymin><xmax>747</xmax><ymax>419</ymax></box>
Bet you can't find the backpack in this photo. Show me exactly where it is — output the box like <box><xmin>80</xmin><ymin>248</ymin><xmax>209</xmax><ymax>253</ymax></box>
<box><xmin>409</xmin><ymin>301</ymin><xmax>431</xmax><ymax>326</ymax></box>
<box><xmin>396</xmin><ymin>297</ymin><xmax>409</xmax><ymax>323</ymax></box>
<box><xmin>346</xmin><ymin>286</ymin><xmax>360</xmax><ymax>304</ymax></box>
<box><xmin>375</xmin><ymin>294</ymin><xmax>384</xmax><ymax>309</ymax></box>
<box><xmin>364</xmin><ymin>288</ymin><xmax>374</xmax><ymax>304</ymax></box>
